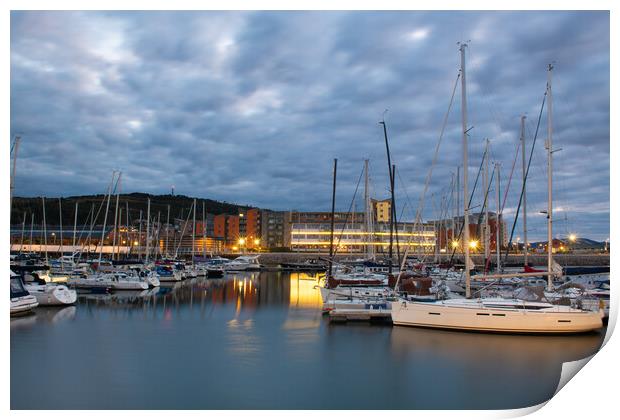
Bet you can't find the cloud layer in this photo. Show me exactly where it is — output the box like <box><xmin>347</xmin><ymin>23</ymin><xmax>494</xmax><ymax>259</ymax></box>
<box><xmin>10</xmin><ymin>11</ymin><xmax>610</xmax><ymax>240</ymax></box>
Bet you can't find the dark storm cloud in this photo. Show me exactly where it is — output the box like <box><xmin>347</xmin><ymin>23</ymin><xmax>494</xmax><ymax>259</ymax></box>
<box><xmin>10</xmin><ymin>11</ymin><xmax>609</xmax><ymax>240</ymax></box>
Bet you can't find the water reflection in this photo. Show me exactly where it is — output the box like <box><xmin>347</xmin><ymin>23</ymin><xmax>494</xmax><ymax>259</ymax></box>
<box><xmin>73</xmin><ymin>271</ymin><xmax>323</xmax><ymax>318</ymax></box>
<box><xmin>11</xmin><ymin>271</ymin><xmax>606</xmax><ymax>410</ymax></box>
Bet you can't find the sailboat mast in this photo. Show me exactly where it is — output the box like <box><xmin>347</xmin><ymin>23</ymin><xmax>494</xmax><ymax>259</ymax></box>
<box><xmin>10</xmin><ymin>136</ymin><xmax>21</xmax><ymax>212</ymax></box>
<box><xmin>202</xmin><ymin>201</ymin><xmax>206</xmax><ymax>259</ymax></box>
<box><xmin>155</xmin><ymin>211</ymin><xmax>161</xmax><ymax>261</ymax></box>
<box><xmin>19</xmin><ymin>211</ymin><xmax>26</xmax><ymax>253</ymax></box>
<box><xmin>456</xmin><ymin>165</ymin><xmax>460</xmax><ymax>250</ymax></box>
<box><xmin>450</xmin><ymin>172</ymin><xmax>455</xmax><ymax>245</ymax></box>
<box><xmin>59</xmin><ymin>198</ymin><xmax>64</xmax><ymax>269</ymax></box>
<box><xmin>125</xmin><ymin>201</ymin><xmax>130</xmax><ymax>257</ymax></box>
<box><xmin>192</xmin><ymin>198</ymin><xmax>197</xmax><ymax>264</ymax></box>
<box><xmin>520</xmin><ymin>115</ymin><xmax>528</xmax><ymax>266</ymax></box>
<box><xmin>364</xmin><ymin>159</ymin><xmax>371</xmax><ymax>259</ymax></box>
<box><xmin>495</xmin><ymin>163</ymin><xmax>501</xmax><ymax>271</ymax></box>
<box><xmin>145</xmin><ymin>197</ymin><xmax>151</xmax><ymax>263</ymax></box>
<box><xmin>460</xmin><ymin>42</ymin><xmax>471</xmax><ymax>298</ymax></box>
<box><xmin>73</xmin><ymin>201</ymin><xmax>78</xmax><ymax>260</ymax></box>
<box><xmin>546</xmin><ymin>64</ymin><xmax>554</xmax><ymax>290</ymax></box>
<box><xmin>484</xmin><ymin>139</ymin><xmax>490</xmax><ymax>261</ymax></box>
<box><xmin>29</xmin><ymin>213</ymin><xmax>34</xmax><ymax>253</ymax></box>
<box><xmin>99</xmin><ymin>172</ymin><xmax>116</xmax><ymax>262</ymax></box>
<box><xmin>380</xmin><ymin>119</ymin><xmax>394</xmax><ymax>272</ymax></box>
<box><xmin>138</xmin><ymin>210</ymin><xmax>143</xmax><ymax>260</ymax></box>
<box><xmin>166</xmin><ymin>204</ymin><xmax>170</xmax><ymax>258</ymax></box>
<box><xmin>112</xmin><ymin>173</ymin><xmax>121</xmax><ymax>261</ymax></box>
<box><xmin>392</xmin><ymin>164</ymin><xmax>401</xmax><ymax>268</ymax></box>
<box><xmin>42</xmin><ymin>197</ymin><xmax>48</xmax><ymax>264</ymax></box>
<box><xmin>328</xmin><ymin>158</ymin><xmax>337</xmax><ymax>279</ymax></box>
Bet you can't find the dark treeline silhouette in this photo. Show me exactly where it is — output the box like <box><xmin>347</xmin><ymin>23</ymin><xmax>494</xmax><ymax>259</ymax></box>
<box><xmin>11</xmin><ymin>193</ymin><xmax>249</xmax><ymax>226</ymax></box>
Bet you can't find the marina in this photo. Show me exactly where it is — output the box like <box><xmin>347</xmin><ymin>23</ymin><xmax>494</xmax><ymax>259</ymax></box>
<box><xmin>8</xmin><ymin>9</ymin><xmax>611</xmax><ymax>413</ymax></box>
<box><xmin>10</xmin><ymin>271</ymin><xmax>606</xmax><ymax>410</ymax></box>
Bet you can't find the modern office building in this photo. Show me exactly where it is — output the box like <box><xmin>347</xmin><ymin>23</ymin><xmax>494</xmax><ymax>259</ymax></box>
<box><xmin>288</xmin><ymin>211</ymin><xmax>435</xmax><ymax>253</ymax></box>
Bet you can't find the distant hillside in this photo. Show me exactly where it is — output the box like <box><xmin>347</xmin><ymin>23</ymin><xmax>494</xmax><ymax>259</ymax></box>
<box><xmin>11</xmin><ymin>193</ymin><xmax>251</xmax><ymax>226</ymax></box>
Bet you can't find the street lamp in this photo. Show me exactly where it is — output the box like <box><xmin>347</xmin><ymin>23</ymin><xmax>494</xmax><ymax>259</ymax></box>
<box><xmin>469</xmin><ymin>240</ymin><xmax>478</xmax><ymax>250</ymax></box>
<box><xmin>569</xmin><ymin>233</ymin><xmax>577</xmax><ymax>243</ymax></box>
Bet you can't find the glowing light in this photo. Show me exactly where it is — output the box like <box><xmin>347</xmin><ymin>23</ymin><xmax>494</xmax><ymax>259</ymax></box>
<box><xmin>569</xmin><ymin>234</ymin><xmax>577</xmax><ymax>242</ymax></box>
<box><xmin>133</xmin><ymin>241</ymin><xmax>139</xmax><ymax>246</ymax></box>
<box><xmin>238</xmin><ymin>238</ymin><xmax>246</xmax><ymax>245</ymax></box>
<box><xmin>253</xmin><ymin>239</ymin><xmax>260</xmax><ymax>246</ymax></box>
<box><xmin>451</xmin><ymin>240</ymin><xmax>459</xmax><ymax>248</ymax></box>
<box><xmin>469</xmin><ymin>240</ymin><xmax>479</xmax><ymax>249</ymax></box>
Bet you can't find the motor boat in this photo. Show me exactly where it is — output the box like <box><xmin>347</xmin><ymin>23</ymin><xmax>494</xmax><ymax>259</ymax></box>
<box><xmin>154</xmin><ymin>265</ymin><xmax>183</xmax><ymax>282</ymax></box>
<box><xmin>68</xmin><ymin>272</ymin><xmax>149</xmax><ymax>290</ymax></box>
<box><xmin>23</xmin><ymin>272</ymin><xmax>77</xmax><ymax>306</ymax></box>
<box><xmin>10</xmin><ymin>271</ymin><xmax>38</xmax><ymax>315</ymax></box>
<box><xmin>224</xmin><ymin>255</ymin><xmax>262</xmax><ymax>271</ymax></box>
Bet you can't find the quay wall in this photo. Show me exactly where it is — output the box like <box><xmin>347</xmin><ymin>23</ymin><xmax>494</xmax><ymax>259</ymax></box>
<box><xmin>248</xmin><ymin>252</ymin><xmax>610</xmax><ymax>267</ymax></box>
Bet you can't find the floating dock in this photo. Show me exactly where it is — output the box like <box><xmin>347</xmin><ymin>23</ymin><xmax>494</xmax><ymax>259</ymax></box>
<box><xmin>328</xmin><ymin>307</ymin><xmax>392</xmax><ymax>323</ymax></box>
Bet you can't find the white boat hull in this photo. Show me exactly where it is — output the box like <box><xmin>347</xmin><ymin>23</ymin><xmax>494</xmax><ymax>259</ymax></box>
<box><xmin>26</xmin><ymin>284</ymin><xmax>77</xmax><ymax>306</ymax></box>
<box><xmin>10</xmin><ymin>295</ymin><xmax>39</xmax><ymax>315</ymax></box>
<box><xmin>391</xmin><ymin>299</ymin><xmax>603</xmax><ymax>334</ymax></box>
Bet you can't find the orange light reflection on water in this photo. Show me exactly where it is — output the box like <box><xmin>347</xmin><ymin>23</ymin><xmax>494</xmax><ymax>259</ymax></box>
<box><xmin>289</xmin><ymin>272</ymin><xmax>322</xmax><ymax>309</ymax></box>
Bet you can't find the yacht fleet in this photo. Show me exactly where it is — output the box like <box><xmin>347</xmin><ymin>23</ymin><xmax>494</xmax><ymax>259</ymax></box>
<box><xmin>9</xmin><ymin>253</ymin><xmax>267</xmax><ymax>317</ymax></box>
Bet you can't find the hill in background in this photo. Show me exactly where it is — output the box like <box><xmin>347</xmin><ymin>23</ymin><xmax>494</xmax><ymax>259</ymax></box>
<box><xmin>11</xmin><ymin>193</ymin><xmax>253</xmax><ymax>226</ymax></box>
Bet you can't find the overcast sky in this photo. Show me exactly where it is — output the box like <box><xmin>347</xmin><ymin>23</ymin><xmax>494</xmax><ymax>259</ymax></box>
<box><xmin>10</xmin><ymin>11</ymin><xmax>609</xmax><ymax>240</ymax></box>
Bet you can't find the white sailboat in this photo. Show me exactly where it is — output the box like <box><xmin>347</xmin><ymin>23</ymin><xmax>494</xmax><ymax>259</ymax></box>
<box><xmin>392</xmin><ymin>45</ymin><xmax>603</xmax><ymax>334</ymax></box>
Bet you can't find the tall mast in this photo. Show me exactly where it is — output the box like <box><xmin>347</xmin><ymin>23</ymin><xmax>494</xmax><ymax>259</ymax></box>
<box><xmin>112</xmin><ymin>173</ymin><xmax>121</xmax><ymax>261</ymax></box>
<box><xmin>202</xmin><ymin>201</ymin><xmax>207</xmax><ymax>259</ymax></box>
<box><xmin>117</xmin><ymin>208</ymin><xmax>123</xmax><ymax>260</ymax></box>
<box><xmin>495</xmin><ymin>163</ymin><xmax>501</xmax><ymax>271</ymax></box>
<box><xmin>42</xmin><ymin>197</ymin><xmax>48</xmax><ymax>264</ymax></box>
<box><xmin>29</xmin><ymin>213</ymin><xmax>34</xmax><ymax>253</ymax></box>
<box><xmin>166</xmin><ymin>204</ymin><xmax>171</xmax><ymax>258</ymax></box>
<box><xmin>125</xmin><ymin>201</ymin><xmax>130</xmax><ymax>257</ymax></box>
<box><xmin>19</xmin><ymin>211</ymin><xmax>26</xmax><ymax>253</ymax></box>
<box><xmin>380</xmin><ymin>118</ymin><xmax>395</xmax><ymax>272</ymax></box>
<box><xmin>484</xmin><ymin>139</ymin><xmax>490</xmax><ymax>262</ymax></box>
<box><xmin>328</xmin><ymin>158</ymin><xmax>337</xmax><ymax>279</ymax></box>
<box><xmin>450</xmin><ymin>172</ymin><xmax>455</xmax><ymax>245</ymax></box>
<box><xmin>145</xmin><ymin>197</ymin><xmax>151</xmax><ymax>263</ymax></box>
<box><xmin>10</xmin><ymin>136</ymin><xmax>21</xmax><ymax>212</ymax></box>
<box><xmin>546</xmin><ymin>64</ymin><xmax>554</xmax><ymax>290</ymax></box>
<box><xmin>99</xmin><ymin>171</ymin><xmax>116</xmax><ymax>262</ymax></box>
<box><xmin>456</xmin><ymin>165</ymin><xmax>460</xmax><ymax>250</ymax></box>
<box><xmin>192</xmin><ymin>198</ymin><xmax>197</xmax><ymax>264</ymax></box>
<box><xmin>520</xmin><ymin>115</ymin><xmax>528</xmax><ymax>266</ymax></box>
<box><xmin>73</xmin><ymin>201</ymin><xmax>79</xmax><ymax>260</ymax></box>
<box><xmin>138</xmin><ymin>210</ymin><xmax>143</xmax><ymax>260</ymax></box>
<box><xmin>460</xmin><ymin>42</ymin><xmax>471</xmax><ymax>298</ymax></box>
<box><xmin>364</xmin><ymin>159</ymin><xmax>371</xmax><ymax>259</ymax></box>
<box><xmin>392</xmin><ymin>164</ymin><xmax>401</xmax><ymax>268</ymax></box>
<box><xmin>155</xmin><ymin>211</ymin><xmax>161</xmax><ymax>261</ymax></box>
<box><xmin>59</xmin><ymin>198</ymin><xmax>64</xmax><ymax>270</ymax></box>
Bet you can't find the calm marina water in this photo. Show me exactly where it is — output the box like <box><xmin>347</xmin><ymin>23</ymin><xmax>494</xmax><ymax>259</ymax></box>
<box><xmin>11</xmin><ymin>272</ymin><xmax>605</xmax><ymax>409</ymax></box>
